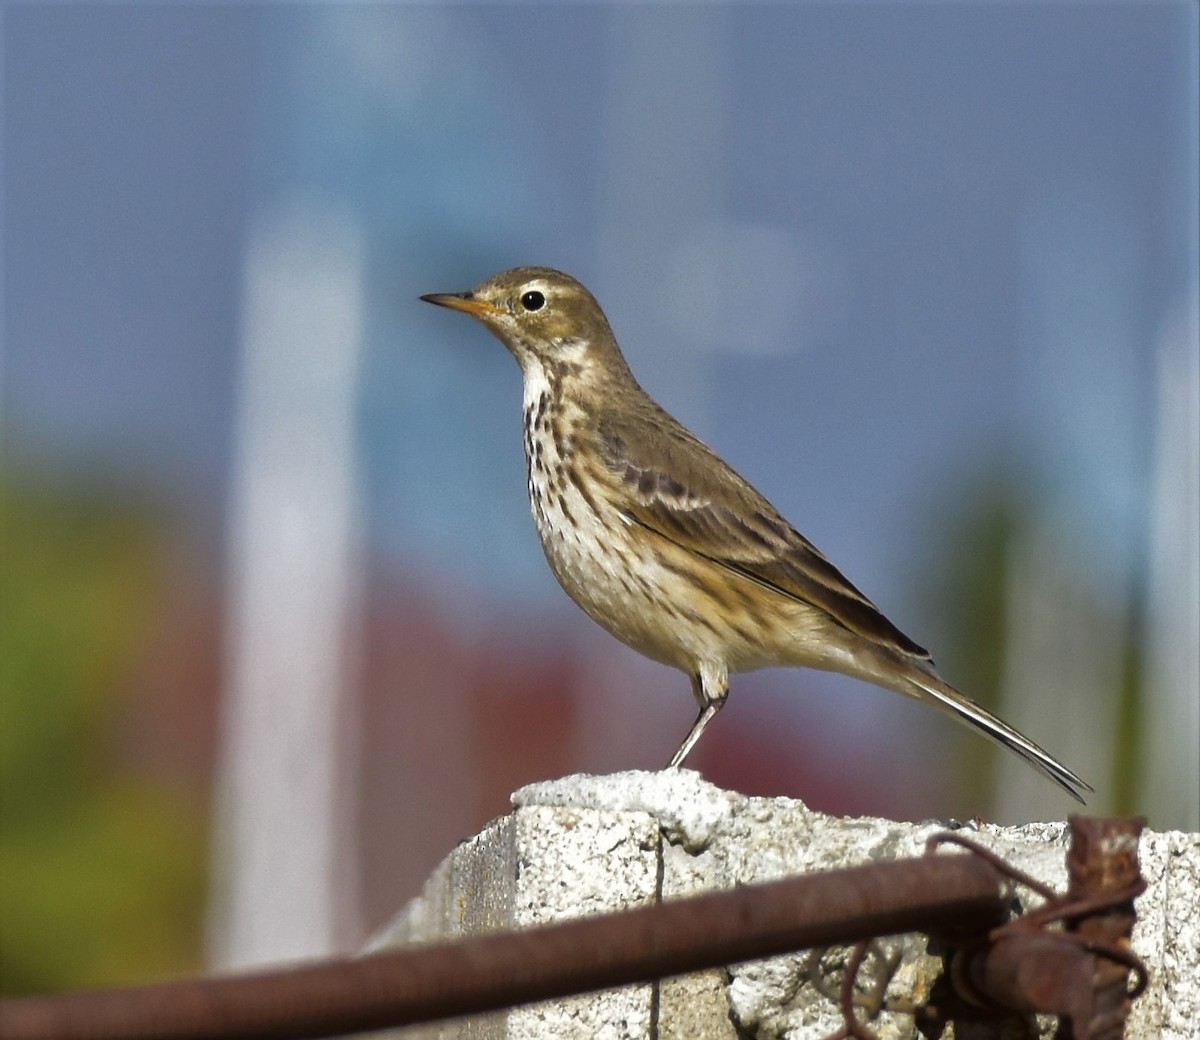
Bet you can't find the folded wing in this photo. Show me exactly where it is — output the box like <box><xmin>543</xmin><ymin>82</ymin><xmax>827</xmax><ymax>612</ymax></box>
<box><xmin>597</xmin><ymin>412</ymin><xmax>932</xmax><ymax>663</ymax></box>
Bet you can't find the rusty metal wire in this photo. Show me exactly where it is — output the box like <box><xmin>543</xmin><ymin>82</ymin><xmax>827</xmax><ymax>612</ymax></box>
<box><xmin>0</xmin><ymin>854</ymin><xmax>1009</xmax><ymax>1040</ymax></box>
<box><xmin>923</xmin><ymin>816</ymin><xmax>1147</xmax><ymax>1040</ymax></box>
<box><xmin>0</xmin><ymin>816</ymin><xmax>1148</xmax><ymax>1040</ymax></box>
<box><xmin>805</xmin><ymin>816</ymin><xmax>1150</xmax><ymax>1040</ymax></box>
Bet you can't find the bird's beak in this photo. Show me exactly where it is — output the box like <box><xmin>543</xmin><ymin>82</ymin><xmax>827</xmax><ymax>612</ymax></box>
<box><xmin>419</xmin><ymin>291</ymin><xmax>502</xmax><ymax>319</ymax></box>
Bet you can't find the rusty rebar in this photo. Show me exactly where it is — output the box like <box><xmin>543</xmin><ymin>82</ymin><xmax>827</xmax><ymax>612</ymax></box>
<box><xmin>931</xmin><ymin>816</ymin><xmax>1147</xmax><ymax>1040</ymax></box>
<box><xmin>0</xmin><ymin>853</ymin><xmax>1009</xmax><ymax>1040</ymax></box>
<box><xmin>1061</xmin><ymin>816</ymin><xmax>1146</xmax><ymax>1040</ymax></box>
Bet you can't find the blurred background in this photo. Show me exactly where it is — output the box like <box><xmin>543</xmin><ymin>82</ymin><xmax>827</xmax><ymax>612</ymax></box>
<box><xmin>3</xmin><ymin>1</ymin><xmax>1197</xmax><ymax>998</ymax></box>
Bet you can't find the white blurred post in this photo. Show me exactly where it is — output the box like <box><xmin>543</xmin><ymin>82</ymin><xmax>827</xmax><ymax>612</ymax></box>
<box><xmin>210</xmin><ymin>194</ymin><xmax>364</xmax><ymax>967</ymax></box>
<box><xmin>1143</xmin><ymin>291</ymin><xmax>1200</xmax><ymax>832</ymax></box>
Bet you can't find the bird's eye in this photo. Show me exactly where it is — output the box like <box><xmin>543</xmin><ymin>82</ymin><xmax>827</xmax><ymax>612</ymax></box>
<box><xmin>521</xmin><ymin>290</ymin><xmax>546</xmax><ymax>312</ymax></box>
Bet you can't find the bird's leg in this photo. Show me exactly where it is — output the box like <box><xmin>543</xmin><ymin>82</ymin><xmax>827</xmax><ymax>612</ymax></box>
<box><xmin>668</xmin><ymin>670</ymin><xmax>729</xmax><ymax>768</ymax></box>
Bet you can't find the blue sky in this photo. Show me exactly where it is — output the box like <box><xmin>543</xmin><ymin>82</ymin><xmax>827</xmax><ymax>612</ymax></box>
<box><xmin>7</xmin><ymin>4</ymin><xmax>1191</xmax><ymax>608</ymax></box>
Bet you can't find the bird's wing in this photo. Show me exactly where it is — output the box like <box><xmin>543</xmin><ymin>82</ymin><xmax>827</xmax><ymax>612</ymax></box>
<box><xmin>597</xmin><ymin>411</ymin><xmax>932</xmax><ymax>661</ymax></box>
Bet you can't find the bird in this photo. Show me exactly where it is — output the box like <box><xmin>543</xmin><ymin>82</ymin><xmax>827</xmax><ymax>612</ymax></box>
<box><xmin>420</xmin><ymin>266</ymin><xmax>1091</xmax><ymax>803</ymax></box>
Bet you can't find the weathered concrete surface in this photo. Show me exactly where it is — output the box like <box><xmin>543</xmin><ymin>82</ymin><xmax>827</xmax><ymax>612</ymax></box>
<box><xmin>368</xmin><ymin>770</ymin><xmax>1199</xmax><ymax>1040</ymax></box>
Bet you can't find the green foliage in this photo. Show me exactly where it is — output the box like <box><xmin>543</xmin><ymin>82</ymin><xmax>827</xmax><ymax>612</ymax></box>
<box><xmin>0</xmin><ymin>474</ymin><xmax>207</xmax><ymax>996</ymax></box>
<box><xmin>908</xmin><ymin>473</ymin><xmax>1022</xmax><ymax>807</ymax></box>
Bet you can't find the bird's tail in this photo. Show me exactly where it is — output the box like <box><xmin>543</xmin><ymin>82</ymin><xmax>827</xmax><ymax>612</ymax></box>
<box><xmin>895</xmin><ymin>663</ymin><xmax>1093</xmax><ymax>804</ymax></box>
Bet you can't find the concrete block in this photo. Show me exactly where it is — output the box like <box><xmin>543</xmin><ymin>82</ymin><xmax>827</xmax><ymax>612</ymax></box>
<box><xmin>369</xmin><ymin>770</ymin><xmax>1199</xmax><ymax>1039</ymax></box>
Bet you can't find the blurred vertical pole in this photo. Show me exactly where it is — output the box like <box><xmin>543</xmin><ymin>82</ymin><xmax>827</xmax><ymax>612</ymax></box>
<box><xmin>995</xmin><ymin>526</ymin><xmax>1126</xmax><ymax>820</ymax></box>
<box><xmin>210</xmin><ymin>196</ymin><xmax>364</xmax><ymax>967</ymax></box>
<box><xmin>1143</xmin><ymin>17</ymin><xmax>1200</xmax><ymax>832</ymax></box>
<box><xmin>585</xmin><ymin>9</ymin><xmax>731</xmax><ymax>764</ymax></box>
<box><xmin>594</xmin><ymin>7</ymin><xmax>728</xmax><ymax>422</ymax></box>
<box><xmin>1143</xmin><ymin>289</ymin><xmax>1200</xmax><ymax>832</ymax></box>
<box><xmin>995</xmin><ymin>190</ymin><xmax>1143</xmax><ymax>822</ymax></box>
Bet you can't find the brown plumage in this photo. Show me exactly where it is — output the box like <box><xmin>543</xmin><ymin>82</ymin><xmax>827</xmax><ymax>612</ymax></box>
<box><xmin>422</xmin><ymin>266</ymin><xmax>1091</xmax><ymax>803</ymax></box>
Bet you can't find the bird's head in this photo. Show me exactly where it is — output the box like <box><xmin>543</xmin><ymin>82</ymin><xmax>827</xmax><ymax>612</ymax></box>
<box><xmin>421</xmin><ymin>267</ymin><xmax>631</xmax><ymax>383</ymax></box>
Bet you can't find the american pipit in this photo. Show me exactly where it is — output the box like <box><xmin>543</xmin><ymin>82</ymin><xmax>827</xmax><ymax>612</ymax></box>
<box><xmin>421</xmin><ymin>267</ymin><xmax>1091</xmax><ymax>802</ymax></box>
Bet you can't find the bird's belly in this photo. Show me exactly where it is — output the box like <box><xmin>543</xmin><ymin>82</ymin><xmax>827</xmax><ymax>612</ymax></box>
<box><xmin>530</xmin><ymin>481</ymin><xmax>788</xmax><ymax>675</ymax></box>
<box><xmin>531</xmin><ymin>490</ymin><xmax>674</xmax><ymax>662</ymax></box>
